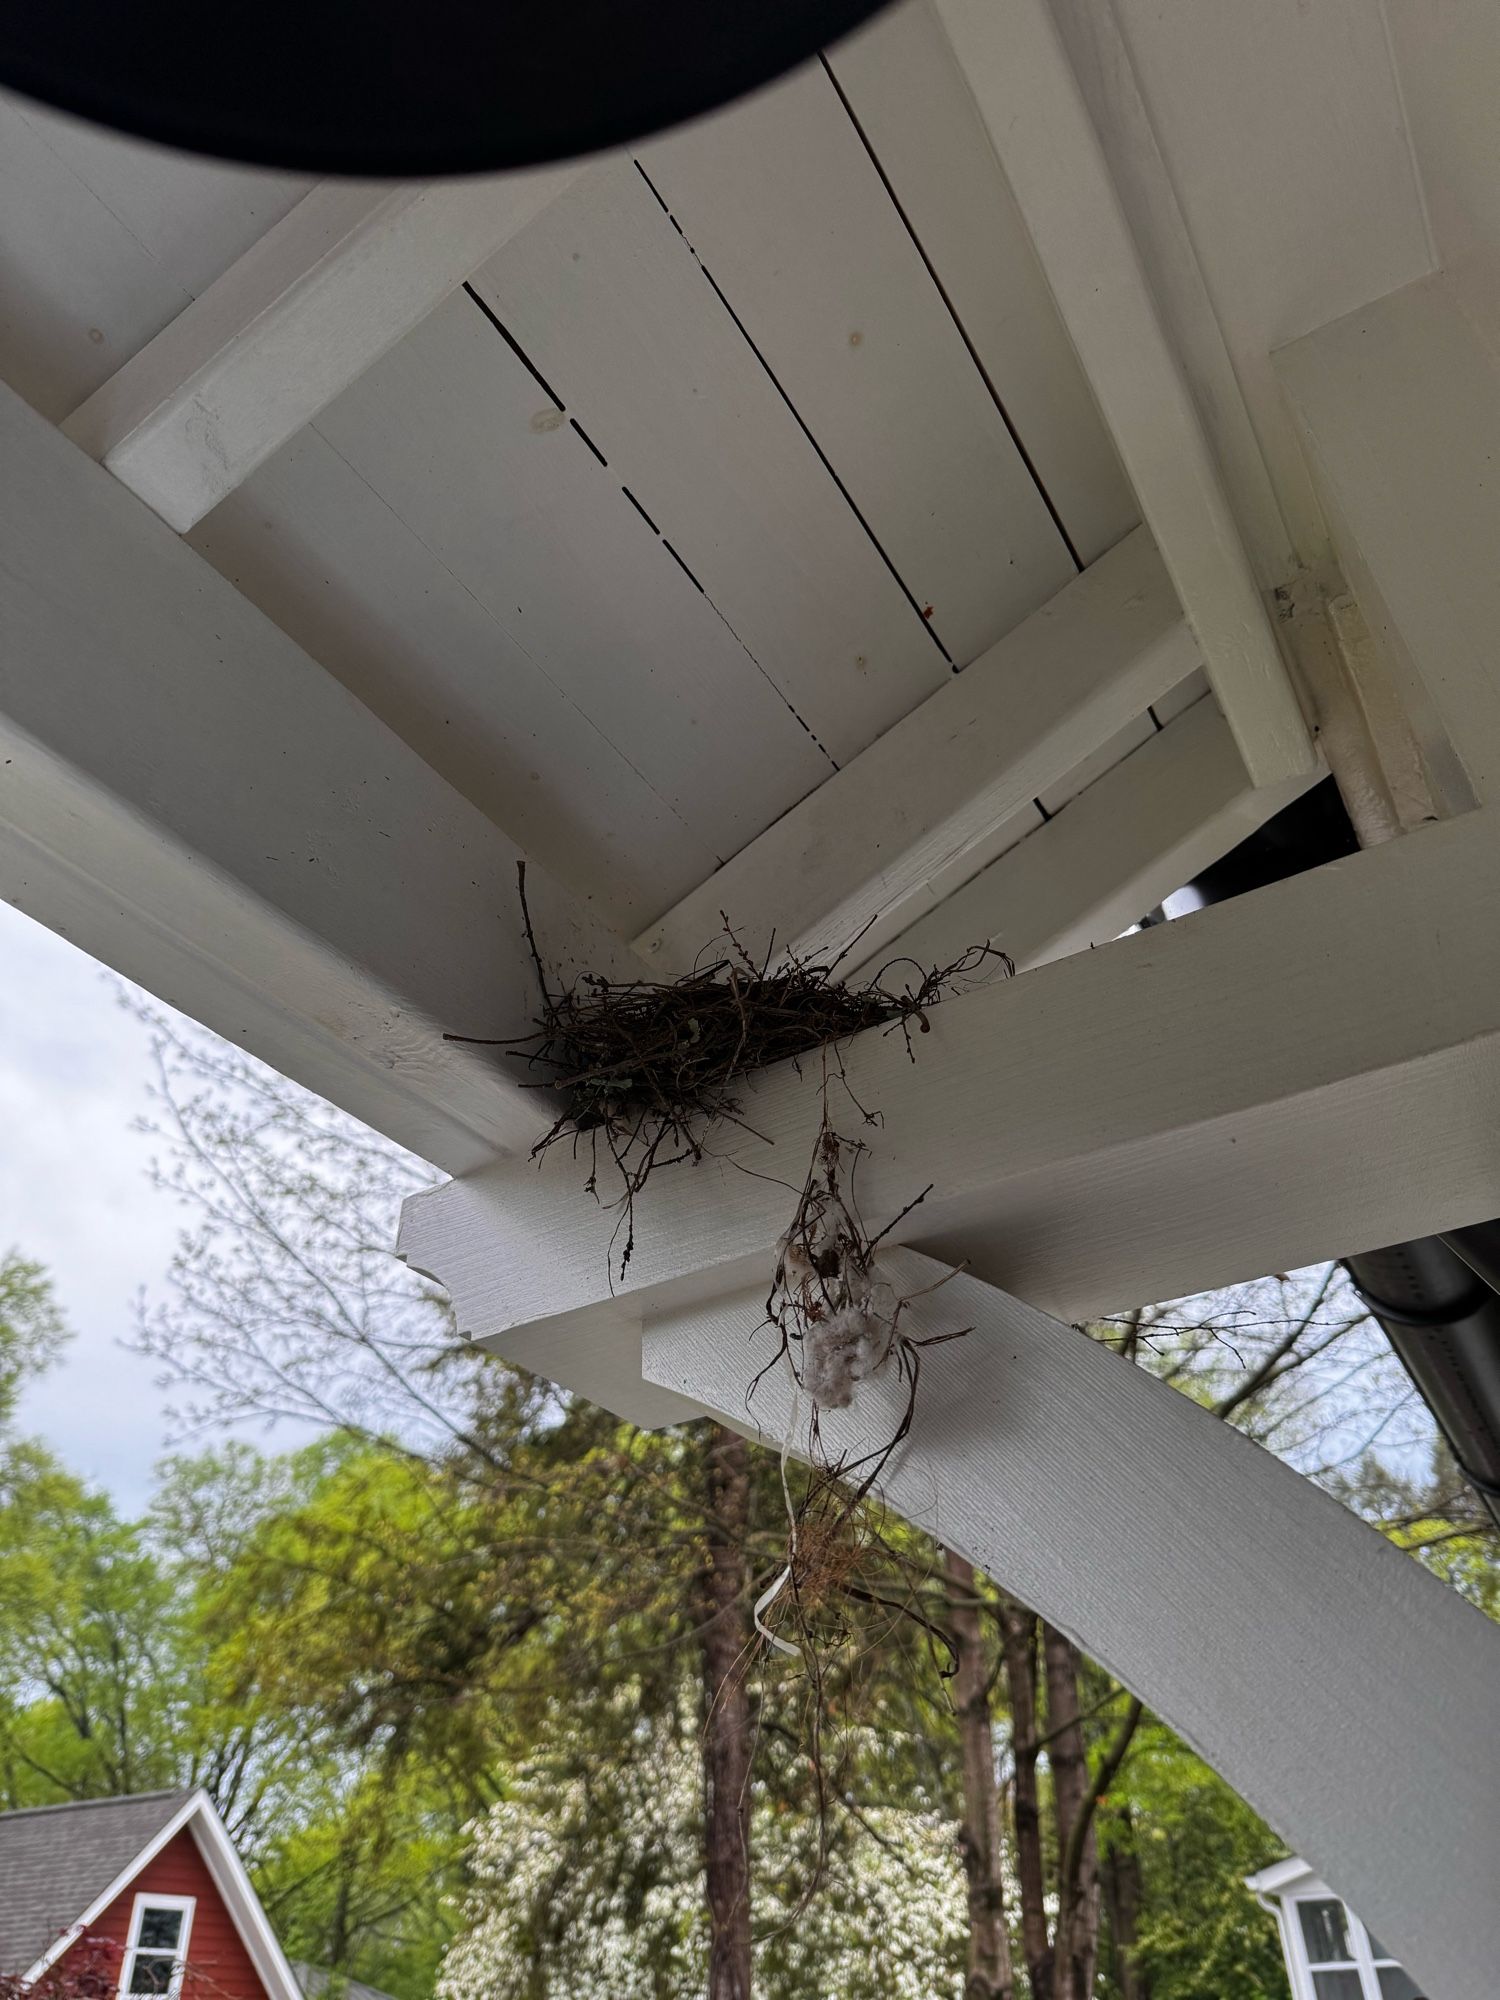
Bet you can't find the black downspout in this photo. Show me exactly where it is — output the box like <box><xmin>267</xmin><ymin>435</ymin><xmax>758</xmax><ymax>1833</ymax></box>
<box><xmin>1181</xmin><ymin>778</ymin><xmax>1500</xmax><ymax>1531</ymax></box>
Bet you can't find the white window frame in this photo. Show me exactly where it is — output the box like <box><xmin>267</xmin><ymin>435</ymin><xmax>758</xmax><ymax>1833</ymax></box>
<box><xmin>117</xmin><ymin>1892</ymin><xmax>196</xmax><ymax>2000</ymax></box>
<box><xmin>1289</xmin><ymin>1893</ymin><xmax>1418</xmax><ymax>2000</ymax></box>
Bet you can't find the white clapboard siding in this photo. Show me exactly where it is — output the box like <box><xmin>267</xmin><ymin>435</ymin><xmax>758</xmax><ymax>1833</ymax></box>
<box><xmin>875</xmin><ymin>695</ymin><xmax>1319</xmax><ymax>976</ymax></box>
<box><xmin>468</xmin><ymin>160</ymin><xmax>950</xmax><ymax>764</ymax></box>
<box><xmin>932</xmin><ymin>0</ymin><xmax>1316</xmax><ymax>789</ymax></box>
<box><xmin>189</xmin><ymin>428</ymin><xmax>717</xmax><ymax>928</ymax></box>
<box><xmin>1276</xmin><ymin>267</ymin><xmax>1500</xmax><ymax>814</ymax></box>
<box><xmin>644</xmin><ymin>1254</ymin><xmax>1498</xmax><ymax>2000</ymax></box>
<box><xmin>636</xmin><ymin>529</ymin><xmax>1197</xmax><ymax>974</ymax></box>
<box><xmin>304</xmin><ymin>288</ymin><xmax>835</xmax><ymax>871</ymax></box>
<box><xmin>638</xmin><ymin>60</ymin><xmax>1077</xmax><ymax>666</ymax></box>
<box><xmin>0</xmin><ymin>381</ymin><xmax>634</xmax><ymax>1174</ymax></box>
<box><xmin>64</xmin><ymin>168</ymin><xmax>585</xmax><ymax>532</ymax></box>
<box><xmin>400</xmin><ymin>802</ymin><xmax>1500</xmax><ymax>1351</ymax></box>
<box><xmin>0</xmin><ymin>89</ymin><xmax>309</xmax><ymax>422</ymax></box>
<box><xmin>825</xmin><ymin>0</ymin><xmax>1138</xmax><ymax>566</ymax></box>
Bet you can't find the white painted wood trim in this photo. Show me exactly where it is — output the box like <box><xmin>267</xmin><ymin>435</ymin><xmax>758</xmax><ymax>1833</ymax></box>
<box><xmin>636</xmin><ymin>527</ymin><xmax>1199</xmax><ymax>975</ymax></box>
<box><xmin>931</xmin><ymin>0</ymin><xmax>1315</xmax><ymax>788</ymax></box>
<box><xmin>401</xmin><ymin>802</ymin><xmax>1500</xmax><ymax>1370</ymax></box>
<box><xmin>0</xmin><ymin>381</ymin><xmax>632</xmax><ymax>1174</ymax></box>
<box><xmin>1275</xmin><ymin>266</ymin><xmax>1500</xmax><ymax>813</ymax></box>
<box><xmin>62</xmin><ymin>167</ymin><xmax>584</xmax><ymax>532</ymax></box>
<box><xmin>642</xmin><ymin>1250</ymin><xmax>1499</xmax><ymax>2000</ymax></box>
<box><xmin>866</xmin><ymin>694</ymin><xmax>1321</xmax><ymax>978</ymax></box>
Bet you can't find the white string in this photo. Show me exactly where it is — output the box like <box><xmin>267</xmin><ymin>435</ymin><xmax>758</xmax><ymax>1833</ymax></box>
<box><xmin>754</xmin><ymin>1369</ymin><xmax>804</xmax><ymax>1659</ymax></box>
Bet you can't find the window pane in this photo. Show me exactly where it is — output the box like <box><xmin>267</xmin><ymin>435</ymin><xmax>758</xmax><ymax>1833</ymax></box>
<box><xmin>1312</xmin><ymin>1975</ymin><xmax>1364</xmax><ymax>2000</ymax></box>
<box><xmin>129</xmin><ymin>1955</ymin><xmax>176</xmax><ymax>1994</ymax></box>
<box><xmin>1377</xmin><ymin>1970</ymin><xmax>1423</xmax><ymax>2000</ymax></box>
<box><xmin>137</xmin><ymin>1912</ymin><xmax>183</xmax><ymax>1952</ymax></box>
<box><xmin>1299</xmin><ymin>1900</ymin><xmax>1353</xmax><ymax>1965</ymax></box>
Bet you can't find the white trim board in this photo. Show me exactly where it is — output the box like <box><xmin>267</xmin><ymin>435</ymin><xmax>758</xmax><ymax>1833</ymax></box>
<box><xmin>637</xmin><ymin>527</ymin><xmax>1198</xmax><ymax>975</ymax></box>
<box><xmin>0</xmin><ymin>380</ymin><xmax>632</xmax><ymax>1174</ymax></box>
<box><xmin>930</xmin><ymin>0</ymin><xmax>1315</xmax><ymax>788</ymax></box>
<box><xmin>402</xmin><ymin>804</ymin><xmax>1500</xmax><ymax>1401</ymax></box>
<box><xmin>642</xmin><ymin>1252</ymin><xmax>1500</xmax><ymax>2000</ymax></box>
<box><xmin>867</xmin><ymin>693</ymin><xmax>1321</xmax><ymax>979</ymax></box>
<box><xmin>64</xmin><ymin>167</ymin><xmax>585</xmax><ymax>532</ymax></box>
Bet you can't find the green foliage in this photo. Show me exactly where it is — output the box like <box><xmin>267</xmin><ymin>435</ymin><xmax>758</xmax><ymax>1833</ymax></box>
<box><xmin>1113</xmin><ymin>1722</ymin><xmax>1291</xmax><ymax>2000</ymax></box>
<box><xmin>0</xmin><ymin>1252</ymin><xmax>68</xmax><ymax>1427</ymax></box>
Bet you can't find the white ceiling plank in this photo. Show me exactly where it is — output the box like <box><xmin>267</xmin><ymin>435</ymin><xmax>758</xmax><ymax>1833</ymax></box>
<box><xmin>638</xmin><ymin>60</ymin><xmax>1078</xmax><ymax>666</ymax></box>
<box><xmin>307</xmin><ymin>289</ymin><xmax>834</xmax><ymax>883</ymax></box>
<box><xmin>643</xmin><ymin>1254</ymin><xmax>1499</xmax><ymax>2000</ymax></box>
<box><xmin>1276</xmin><ymin>266</ymin><xmax>1500</xmax><ymax>815</ymax></box>
<box><xmin>0</xmin><ymin>381</ymin><xmax>634</xmax><ymax>1174</ymax></box>
<box><xmin>636</xmin><ymin>528</ymin><xmax>1198</xmax><ymax>975</ymax></box>
<box><xmin>0</xmin><ymin>89</ymin><xmax>310</xmax><ymax>422</ymax></box>
<box><xmin>468</xmin><ymin>160</ymin><xmax>951</xmax><ymax>766</ymax></box>
<box><xmin>932</xmin><ymin>0</ymin><xmax>1316</xmax><ymax>790</ymax></box>
<box><xmin>400</xmin><ymin>803</ymin><xmax>1500</xmax><ymax>1361</ymax></box>
<box><xmin>188</xmin><ymin>428</ymin><xmax>717</xmax><ymax>929</ymax></box>
<box><xmin>825</xmin><ymin>0</ymin><xmax>1138</xmax><ymax>567</ymax></box>
<box><xmin>62</xmin><ymin>166</ymin><xmax>585</xmax><ymax>533</ymax></box>
<box><xmin>874</xmin><ymin>696</ymin><xmax>1320</xmax><ymax>978</ymax></box>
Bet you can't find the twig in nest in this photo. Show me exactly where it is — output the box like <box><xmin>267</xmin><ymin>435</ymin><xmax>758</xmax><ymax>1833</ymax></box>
<box><xmin>447</xmin><ymin>864</ymin><xmax>1009</xmax><ymax>1280</ymax></box>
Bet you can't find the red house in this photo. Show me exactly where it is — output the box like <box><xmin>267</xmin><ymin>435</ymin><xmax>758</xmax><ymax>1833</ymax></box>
<box><xmin>0</xmin><ymin>1790</ymin><xmax>302</xmax><ymax>2000</ymax></box>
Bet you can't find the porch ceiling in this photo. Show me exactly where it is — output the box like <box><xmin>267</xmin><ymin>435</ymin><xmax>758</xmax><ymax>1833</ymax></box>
<box><xmin>0</xmin><ymin>5</ymin><xmax>1155</xmax><ymax>941</ymax></box>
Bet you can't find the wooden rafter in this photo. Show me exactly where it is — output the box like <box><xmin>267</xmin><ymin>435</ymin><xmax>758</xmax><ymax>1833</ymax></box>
<box><xmin>931</xmin><ymin>0</ymin><xmax>1316</xmax><ymax>788</ymax></box>
<box><xmin>63</xmin><ymin>167</ymin><xmax>583</xmax><ymax>532</ymax></box>
<box><xmin>868</xmin><ymin>693</ymin><xmax>1320</xmax><ymax>978</ymax></box>
<box><xmin>637</xmin><ymin>528</ymin><xmax>1198</xmax><ymax>975</ymax></box>
<box><xmin>0</xmin><ymin>381</ymin><xmax>629</xmax><ymax>1173</ymax></box>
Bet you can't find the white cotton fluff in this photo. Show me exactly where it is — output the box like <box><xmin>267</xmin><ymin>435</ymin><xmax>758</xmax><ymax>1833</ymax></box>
<box><xmin>800</xmin><ymin>1303</ymin><xmax>892</xmax><ymax>1410</ymax></box>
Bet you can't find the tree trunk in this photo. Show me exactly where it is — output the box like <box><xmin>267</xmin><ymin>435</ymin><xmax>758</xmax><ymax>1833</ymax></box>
<box><xmin>698</xmin><ymin>1422</ymin><xmax>754</xmax><ymax>2000</ymax></box>
<box><xmin>1044</xmin><ymin>1624</ymin><xmax>1102</xmax><ymax>2000</ymax></box>
<box><xmin>996</xmin><ymin>1601</ymin><xmax>1050</xmax><ymax>2000</ymax></box>
<box><xmin>1102</xmin><ymin>1812</ymin><xmax>1149</xmax><ymax>2000</ymax></box>
<box><xmin>943</xmin><ymin>1550</ymin><xmax>1015</xmax><ymax>2000</ymax></box>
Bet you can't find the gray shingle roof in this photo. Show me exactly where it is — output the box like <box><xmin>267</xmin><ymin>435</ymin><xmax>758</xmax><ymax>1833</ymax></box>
<box><xmin>292</xmin><ymin>1964</ymin><xmax>402</xmax><ymax>2000</ymax></box>
<box><xmin>0</xmin><ymin>1790</ymin><xmax>195</xmax><ymax>1978</ymax></box>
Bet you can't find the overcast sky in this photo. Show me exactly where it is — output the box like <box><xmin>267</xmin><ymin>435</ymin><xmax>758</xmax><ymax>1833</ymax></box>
<box><xmin>1</xmin><ymin>899</ymin><xmax>220</xmax><ymax>1512</ymax></box>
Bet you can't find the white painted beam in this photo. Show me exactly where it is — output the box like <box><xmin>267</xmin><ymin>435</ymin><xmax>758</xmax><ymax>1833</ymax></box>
<box><xmin>0</xmin><ymin>380</ymin><xmax>630</xmax><ymax>1174</ymax></box>
<box><xmin>401</xmin><ymin>804</ymin><xmax>1500</xmax><ymax>1383</ymax></box>
<box><xmin>644</xmin><ymin>1252</ymin><xmax>1500</xmax><ymax>2000</ymax></box>
<box><xmin>931</xmin><ymin>0</ymin><xmax>1315</xmax><ymax>789</ymax></box>
<box><xmin>636</xmin><ymin>528</ymin><xmax>1198</xmax><ymax>975</ymax></box>
<box><xmin>1276</xmin><ymin>265</ymin><xmax>1500</xmax><ymax>814</ymax></box>
<box><xmin>868</xmin><ymin>695</ymin><xmax>1321</xmax><ymax>978</ymax></box>
<box><xmin>62</xmin><ymin>167</ymin><xmax>583</xmax><ymax>532</ymax></box>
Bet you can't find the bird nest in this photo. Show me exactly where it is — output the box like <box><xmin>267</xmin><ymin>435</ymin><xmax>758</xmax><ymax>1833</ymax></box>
<box><xmin>451</xmin><ymin>866</ymin><xmax>1007</xmax><ymax>1279</ymax></box>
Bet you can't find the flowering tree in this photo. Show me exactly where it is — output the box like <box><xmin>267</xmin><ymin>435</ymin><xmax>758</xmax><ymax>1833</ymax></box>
<box><xmin>439</xmin><ymin>1694</ymin><xmax>969</xmax><ymax>2000</ymax></box>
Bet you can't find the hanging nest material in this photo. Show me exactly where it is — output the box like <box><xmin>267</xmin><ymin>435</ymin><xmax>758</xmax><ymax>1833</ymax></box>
<box><xmin>451</xmin><ymin>864</ymin><xmax>1009</xmax><ymax>1278</ymax></box>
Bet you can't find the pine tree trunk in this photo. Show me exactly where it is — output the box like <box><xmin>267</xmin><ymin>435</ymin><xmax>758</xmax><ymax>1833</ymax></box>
<box><xmin>698</xmin><ymin>1422</ymin><xmax>754</xmax><ymax>2000</ymax></box>
<box><xmin>1044</xmin><ymin>1624</ymin><xmax>1102</xmax><ymax>2000</ymax></box>
<box><xmin>943</xmin><ymin>1550</ymin><xmax>1015</xmax><ymax>2000</ymax></box>
<box><xmin>1102</xmin><ymin>1813</ymin><xmax>1149</xmax><ymax>2000</ymax></box>
<box><xmin>996</xmin><ymin>1601</ymin><xmax>1051</xmax><ymax>2000</ymax></box>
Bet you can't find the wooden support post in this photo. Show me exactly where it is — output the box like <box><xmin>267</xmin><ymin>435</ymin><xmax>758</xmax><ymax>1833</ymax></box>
<box><xmin>1276</xmin><ymin>265</ymin><xmax>1500</xmax><ymax>814</ymax></box>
